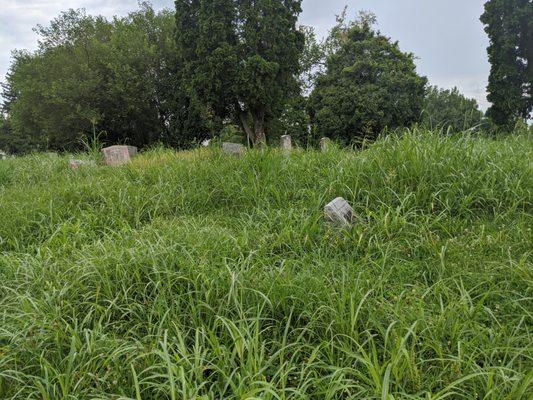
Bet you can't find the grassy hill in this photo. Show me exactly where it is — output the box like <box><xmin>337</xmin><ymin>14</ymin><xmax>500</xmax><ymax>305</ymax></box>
<box><xmin>0</xmin><ymin>132</ymin><xmax>531</xmax><ymax>399</ymax></box>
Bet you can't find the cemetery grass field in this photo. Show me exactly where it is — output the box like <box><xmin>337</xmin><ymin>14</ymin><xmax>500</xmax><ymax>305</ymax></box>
<box><xmin>0</xmin><ymin>131</ymin><xmax>532</xmax><ymax>399</ymax></box>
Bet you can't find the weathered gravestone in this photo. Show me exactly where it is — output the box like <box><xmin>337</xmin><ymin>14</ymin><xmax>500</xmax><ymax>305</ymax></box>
<box><xmin>69</xmin><ymin>159</ymin><xmax>96</xmax><ymax>169</ymax></box>
<box><xmin>280</xmin><ymin>135</ymin><xmax>292</xmax><ymax>152</ymax></box>
<box><xmin>319</xmin><ymin>137</ymin><xmax>330</xmax><ymax>152</ymax></box>
<box><xmin>0</xmin><ymin>151</ymin><xmax>6</xmax><ymax>160</ymax></box>
<box><xmin>324</xmin><ymin>197</ymin><xmax>355</xmax><ymax>228</ymax></box>
<box><xmin>222</xmin><ymin>142</ymin><xmax>246</xmax><ymax>156</ymax></box>
<box><xmin>102</xmin><ymin>145</ymin><xmax>137</xmax><ymax>166</ymax></box>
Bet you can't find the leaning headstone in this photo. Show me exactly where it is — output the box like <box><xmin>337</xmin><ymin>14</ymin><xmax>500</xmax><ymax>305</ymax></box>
<box><xmin>324</xmin><ymin>197</ymin><xmax>355</xmax><ymax>228</ymax></box>
<box><xmin>69</xmin><ymin>159</ymin><xmax>96</xmax><ymax>170</ymax></box>
<box><xmin>319</xmin><ymin>137</ymin><xmax>330</xmax><ymax>152</ymax></box>
<box><xmin>280</xmin><ymin>135</ymin><xmax>292</xmax><ymax>152</ymax></box>
<box><xmin>102</xmin><ymin>145</ymin><xmax>137</xmax><ymax>166</ymax></box>
<box><xmin>222</xmin><ymin>142</ymin><xmax>246</xmax><ymax>156</ymax></box>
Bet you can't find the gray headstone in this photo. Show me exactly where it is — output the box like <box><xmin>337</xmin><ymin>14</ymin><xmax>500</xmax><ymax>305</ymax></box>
<box><xmin>69</xmin><ymin>159</ymin><xmax>96</xmax><ymax>169</ymax></box>
<box><xmin>319</xmin><ymin>137</ymin><xmax>330</xmax><ymax>151</ymax></box>
<box><xmin>222</xmin><ymin>142</ymin><xmax>246</xmax><ymax>156</ymax></box>
<box><xmin>102</xmin><ymin>145</ymin><xmax>137</xmax><ymax>166</ymax></box>
<box><xmin>280</xmin><ymin>135</ymin><xmax>292</xmax><ymax>152</ymax></box>
<box><xmin>324</xmin><ymin>197</ymin><xmax>355</xmax><ymax>228</ymax></box>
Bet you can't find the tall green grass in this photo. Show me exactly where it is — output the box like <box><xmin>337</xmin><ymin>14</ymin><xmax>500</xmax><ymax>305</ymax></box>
<box><xmin>0</xmin><ymin>131</ymin><xmax>531</xmax><ymax>399</ymax></box>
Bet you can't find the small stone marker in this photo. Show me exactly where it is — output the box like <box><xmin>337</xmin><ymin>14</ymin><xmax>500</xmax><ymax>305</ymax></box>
<box><xmin>0</xmin><ymin>150</ymin><xmax>6</xmax><ymax>160</ymax></box>
<box><xmin>69</xmin><ymin>159</ymin><xmax>95</xmax><ymax>169</ymax></box>
<box><xmin>102</xmin><ymin>145</ymin><xmax>137</xmax><ymax>166</ymax></box>
<box><xmin>222</xmin><ymin>142</ymin><xmax>246</xmax><ymax>156</ymax></box>
<box><xmin>324</xmin><ymin>197</ymin><xmax>355</xmax><ymax>228</ymax></box>
<box><xmin>280</xmin><ymin>135</ymin><xmax>292</xmax><ymax>152</ymax></box>
<box><xmin>319</xmin><ymin>137</ymin><xmax>330</xmax><ymax>151</ymax></box>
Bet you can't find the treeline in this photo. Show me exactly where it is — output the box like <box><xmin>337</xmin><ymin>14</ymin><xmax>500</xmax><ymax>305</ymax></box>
<box><xmin>0</xmin><ymin>1</ymin><xmax>528</xmax><ymax>153</ymax></box>
<box><xmin>1</xmin><ymin>5</ymin><xmax>179</xmax><ymax>152</ymax></box>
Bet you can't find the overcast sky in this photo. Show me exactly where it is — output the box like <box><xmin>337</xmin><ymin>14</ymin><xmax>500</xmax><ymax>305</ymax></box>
<box><xmin>0</xmin><ymin>0</ymin><xmax>490</xmax><ymax>109</ymax></box>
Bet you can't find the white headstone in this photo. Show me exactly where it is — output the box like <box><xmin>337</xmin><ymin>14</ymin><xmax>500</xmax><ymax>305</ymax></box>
<box><xmin>202</xmin><ymin>139</ymin><xmax>212</xmax><ymax>147</ymax></box>
<box><xmin>222</xmin><ymin>142</ymin><xmax>246</xmax><ymax>156</ymax></box>
<box><xmin>324</xmin><ymin>197</ymin><xmax>355</xmax><ymax>228</ymax></box>
<box><xmin>319</xmin><ymin>137</ymin><xmax>330</xmax><ymax>151</ymax></box>
<box><xmin>102</xmin><ymin>145</ymin><xmax>137</xmax><ymax>166</ymax></box>
<box><xmin>280</xmin><ymin>135</ymin><xmax>292</xmax><ymax>152</ymax></box>
<box><xmin>0</xmin><ymin>151</ymin><xmax>6</xmax><ymax>160</ymax></box>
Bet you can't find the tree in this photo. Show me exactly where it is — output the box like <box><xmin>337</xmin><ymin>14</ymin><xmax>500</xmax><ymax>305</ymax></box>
<box><xmin>175</xmin><ymin>0</ymin><xmax>305</xmax><ymax>147</ymax></box>
<box><xmin>480</xmin><ymin>0</ymin><xmax>532</xmax><ymax>128</ymax></box>
<box><xmin>423</xmin><ymin>86</ymin><xmax>485</xmax><ymax>133</ymax></box>
<box><xmin>0</xmin><ymin>114</ymin><xmax>12</xmax><ymax>153</ymax></box>
<box><xmin>308</xmin><ymin>12</ymin><xmax>427</xmax><ymax>143</ymax></box>
<box><xmin>2</xmin><ymin>3</ymin><xmax>180</xmax><ymax>152</ymax></box>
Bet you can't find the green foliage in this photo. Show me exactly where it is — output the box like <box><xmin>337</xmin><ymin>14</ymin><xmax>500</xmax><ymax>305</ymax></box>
<box><xmin>0</xmin><ymin>113</ymin><xmax>35</xmax><ymax>154</ymax></box>
<box><xmin>267</xmin><ymin>94</ymin><xmax>312</xmax><ymax>146</ymax></box>
<box><xmin>480</xmin><ymin>0</ymin><xmax>532</xmax><ymax>128</ymax></box>
<box><xmin>423</xmin><ymin>86</ymin><xmax>485</xmax><ymax>133</ymax></box>
<box><xmin>298</xmin><ymin>25</ymin><xmax>325</xmax><ymax>93</ymax></box>
<box><xmin>2</xmin><ymin>4</ymin><xmax>180</xmax><ymax>152</ymax></box>
<box><xmin>0</xmin><ymin>114</ymin><xmax>11</xmax><ymax>152</ymax></box>
<box><xmin>219</xmin><ymin>124</ymin><xmax>246</xmax><ymax>144</ymax></box>
<box><xmin>0</xmin><ymin>132</ymin><xmax>531</xmax><ymax>398</ymax></box>
<box><xmin>309</xmin><ymin>12</ymin><xmax>428</xmax><ymax>144</ymax></box>
<box><xmin>175</xmin><ymin>0</ymin><xmax>305</xmax><ymax>147</ymax></box>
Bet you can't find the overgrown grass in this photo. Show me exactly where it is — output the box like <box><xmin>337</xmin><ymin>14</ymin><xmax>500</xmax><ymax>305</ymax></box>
<box><xmin>0</xmin><ymin>131</ymin><xmax>531</xmax><ymax>399</ymax></box>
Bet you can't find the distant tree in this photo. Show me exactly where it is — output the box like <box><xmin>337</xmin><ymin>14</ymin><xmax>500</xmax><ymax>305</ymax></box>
<box><xmin>423</xmin><ymin>86</ymin><xmax>485</xmax><ymax>132</ymax></box>
<box><xmin>298</xmin><ymin>25</ymin><xmax>325</xmax><ymax>93</ymax></box>
<box><xmin>308</xmin><ymin>12</ymin><xmax>427</xmax><ymax>143</ymax></box>
<box><xmin>266</xmin><ymin>26</ymin><xmax>323</xmax><ymax>146</ymax></box>
<box><xmin>266</xmin><ymin>94</ymin><xmax>311</xmax><ymax>145</ymax></box>
<box><xmin>480</xmin><ymin>0</ymin><xmax>532</xmax><ymax>128</ymax></box>
<box><xmin>2</xmin><ymin>3</ymin><xmax>180</xmax><ymax>152</ymax></box>
<box><xmin>175</xmin><ymin>0</ymin><xmax>305</xmax><ymax>147</ymax></box>
<box><xmin>0</xmin><ymin>114</ymin><xmax>12</xmax><ymax>152</ymax></box>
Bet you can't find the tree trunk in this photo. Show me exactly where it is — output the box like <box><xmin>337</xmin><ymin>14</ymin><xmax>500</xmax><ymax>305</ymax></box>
<box><xmin>238</xmin><ymin>111</ymin><xmax>254</xmax><ymax>145</ymax></box>
<box><xmin>236</xmin><ymin>104</ymin><xmax>267</xmax><ymax>148</ymax></box>
<box><xmin>252</xmin><ymin>108</ymin><xmax>266</xmax><ymax>148</ymax></box>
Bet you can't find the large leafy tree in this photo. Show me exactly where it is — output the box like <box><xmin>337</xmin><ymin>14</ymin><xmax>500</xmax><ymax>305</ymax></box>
<box><xmin>2</xmin><ymin>3</ymin><xmax>180</xmax><ymax>152</ymax></box>
<box><xmin>175</xmin><ymin>0</ymin><xmax>305</xmax><ymax>147</ymax></box>
<box><xmin>423</xmin><ymin>86</ymin><xmax>485</xmax><ymax>133</ymax></box>
<box><xmin>480</xmin><ymin>0</ymin><xmax>532</xmax><ymax>127</ymax></box>
<box><xmin>308</xmin><ymin>13</ymin><xmax>427</xmax><ymax>143</ymax></box>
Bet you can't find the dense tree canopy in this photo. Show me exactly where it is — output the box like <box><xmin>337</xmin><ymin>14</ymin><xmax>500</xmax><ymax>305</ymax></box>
<box><xmin>175</xmin><ymin>0</ymin><xmax>305</xmax><ymax>147</ymax></box>
<box><xmin>423</xmin><ymin>86</ymin><xmax>485</xmax><ymax>133</ymax></box>
<box><xmin>308</xmin><ymin>13</ymin><xmax>427</xmax><ymax>143</ymax></box>
<box><xmin>2</xmin><ymin>3</ymin><xmax>180</xmax><ymax>152</ymax></box>
<box><xmin>480</xmin><ymin>0</ymin><xmax>532</xmax><ymax>127</ymax></box>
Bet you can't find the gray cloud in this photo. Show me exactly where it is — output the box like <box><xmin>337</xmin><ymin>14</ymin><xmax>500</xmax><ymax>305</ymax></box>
<box><xmin>0</xmin><ymin>0</ymin><xmax>490</xmax><ymax>109</ymax></box>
